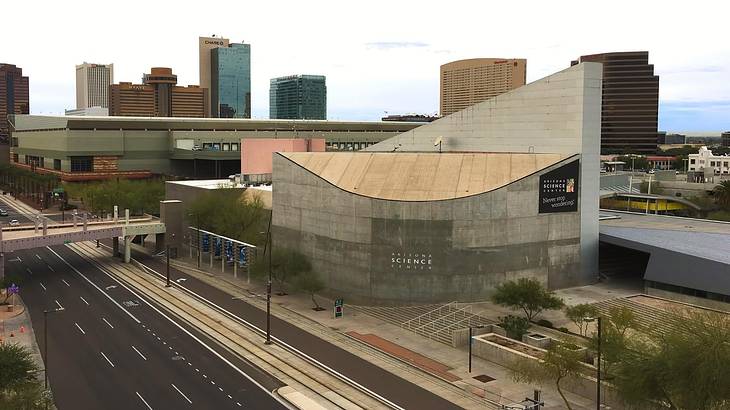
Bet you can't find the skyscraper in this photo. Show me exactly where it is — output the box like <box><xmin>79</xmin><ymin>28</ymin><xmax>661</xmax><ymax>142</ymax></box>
<box><xmin>199</xmin><ymin>36</ymin><xmax>229</xmax><ymax>116</ymax></box>
<box><xmin>211</xmin><ymin>43</ymin><xmax>251</xmax><ymax>118</ymax></box>
<box><xmin>76</xmin><ymin>62</ymin><xmax>113</xmax><ymax>109</ymax></box>
<box><xmin>269</xmin><ymin>75</ymin><xmax>326</xmax><ymax>120</ymax></box>
<box><xmin>571</xmin><ymin>51</ymin><xmax>659</xmax><ymax>154</ymax></box>
<box><xmin>109</xmin><ymin>67</ymin><xmax>208</xmax><ymax>117</ymax></box>
<box><xmin>440</xmin><ymin>58</ymin><xmax>526</xmax><ymax>116</ymax></box>
<box><xmin>0</xmin><ymin>64</ymin><xmax>29</xmax><ymax>142</ymax></box>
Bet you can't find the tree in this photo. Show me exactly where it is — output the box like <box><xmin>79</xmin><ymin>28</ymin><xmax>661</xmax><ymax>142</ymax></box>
<box><xmin>511</xmin><ymin>342</ymin><xmax>585</xmax><ymax>410</ymax></box>
<box><xmin>491</xmin><ymin>278</ymin><xmax>564</xmax><ymax>322</ymax></box>
<box><xmin>188</xmin><ymin>189</ymin><xmax>266</xmax><ymax>245</ymax></box>
<box><xmin>714</xmin><ymin>180</ymin><xmax>730</xmax><ymax>211</ymax></box>
<box><xmin>588</xmin><ymin>306</ymin><xmax>640</xmax><ymax>378</ymax></box>
<box><xmin>0</xmin><ymin>343</ymin><xmax>37</xmax><ymax>391</ymax></box>
<box><xmin>499</xmin><ymin>315</ymin><xmax>530</xmax><ymax>340</ymax></box>
<box><xmin>251</xmin><ymin>248</ymin><xmax>311</xmax><ymax>295</ymax></box>
<box><xmin>609</xmin><ymin>310</ymin><xmax>730</xmax><ymax>410</ymax></box>
<box><xmin>564</xmin><ymin>304</ymin><xmax>599</xmax><ymax>336</ymax></box>
<box><xmin>294</xmin><ymin>270</ymin><xmax>326</xmax><ymax>311</ymax></box>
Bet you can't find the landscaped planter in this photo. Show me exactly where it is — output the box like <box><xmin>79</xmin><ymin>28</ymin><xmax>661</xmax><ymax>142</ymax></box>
<box><xmin>522</xmin><ymin>333</ymin><xmax>551</xmax><ymax>349</ymax></box>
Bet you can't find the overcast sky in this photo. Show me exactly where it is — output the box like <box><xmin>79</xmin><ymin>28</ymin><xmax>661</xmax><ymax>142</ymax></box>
<box><xmin>3</xmin><ymin>0</ymin><xmax>729</xmax><ymax>131</ymax></box>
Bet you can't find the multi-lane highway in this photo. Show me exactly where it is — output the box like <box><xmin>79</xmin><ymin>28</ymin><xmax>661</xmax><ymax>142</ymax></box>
<box><xmin>126</xmin><ymin>246</ymin><xmax>465</xmax><ymax>410</ymax></box>
<box><xmin>2</xmin><ymin>196</ymin><xmax>289</xmax><ymax>410</ymax></box>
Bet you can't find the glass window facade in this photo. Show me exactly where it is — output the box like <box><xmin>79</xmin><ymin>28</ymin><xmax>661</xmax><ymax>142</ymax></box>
<box><xmin>269</xmin><ymin>75</ymin><xmax>326</xmax><ymax>120</ymax></box>
<box><xmin>211</xmin><ymin>43</ymin><xmax>251</xmax><ymax>118</ymax></box>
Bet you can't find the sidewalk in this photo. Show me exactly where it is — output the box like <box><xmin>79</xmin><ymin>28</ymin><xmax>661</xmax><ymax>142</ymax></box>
<box><xmin>158</xmin><ymin>249</ymin><xmax>595</xmax><ymax>410</ymax></box>
<box><xmin>0</xmin><ymin>296</ymin><xmax>46</xmax><ymax>385</ymax></box>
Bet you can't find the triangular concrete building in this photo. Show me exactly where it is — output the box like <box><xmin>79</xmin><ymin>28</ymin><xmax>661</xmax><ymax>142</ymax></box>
<box><xmin>366</xmin><ymin>62</ymin><xmax>603</xmax><ymax>285</ymax></box>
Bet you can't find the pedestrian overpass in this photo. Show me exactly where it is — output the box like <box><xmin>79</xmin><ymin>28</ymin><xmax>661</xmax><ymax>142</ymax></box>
<box><xmin>0</xmin><ymin>212</ymin><xmax>166</xmax><ymax>278</ymax></box>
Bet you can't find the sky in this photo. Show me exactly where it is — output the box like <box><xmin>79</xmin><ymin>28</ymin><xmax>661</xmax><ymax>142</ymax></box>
<box><xmin>2</xmin><ymin>0</ymin><xmax>729</xmax><ymax>132</ymax></box>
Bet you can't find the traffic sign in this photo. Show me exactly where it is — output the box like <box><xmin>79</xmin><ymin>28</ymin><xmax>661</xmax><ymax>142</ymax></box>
<box><xmin>334</xmin><ymin>298</ymin><xmax>344</xmax><ymax>318</ymax></box>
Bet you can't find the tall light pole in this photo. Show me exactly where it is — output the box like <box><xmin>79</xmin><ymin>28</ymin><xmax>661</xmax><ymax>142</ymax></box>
<box><xmin>43</xmin><ymin>307</ymin><xmax>65</xmax><ymax>389</ymax></box>
<box><xmin>467</xmin><ymin>325</ymin><xmax>485</xmax><ymax>373</ymax></box>
<box><xmin>263</xmin><ymin>212</ymin><xmax>273</xmax><ymax>345</ymax></box>
<box><xmin>166</xmin><ymin>233</ymin><xmax>175</xmax><ymax>287</ymax></box>
<box><xmin>586</xmin><ymin>316</ymin><xmax>602</xmax><ymax>410</ymax></box>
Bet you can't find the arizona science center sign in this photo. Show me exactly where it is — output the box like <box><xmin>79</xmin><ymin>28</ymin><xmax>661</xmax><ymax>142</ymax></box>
<box><xmin>539</xmin><ymin>160</ymin><xmax>579</xmax><ymax>214</ymax></box>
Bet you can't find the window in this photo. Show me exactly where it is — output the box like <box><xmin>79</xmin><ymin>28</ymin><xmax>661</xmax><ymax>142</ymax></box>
<box><xmin>690</xmin><ymin>159</ymin><xmax>696</xmax><ymax>164</ymax></box>
<box><xmin>53</xmin><ymin>159</ymin><xmax>61</xmax><ymax>170</ymax></box>
<box><xmin>231</xmin><ymin>143</ymin><xmax>239</xmax><ymax>151</ymax></box>
<box><xmin>70</xmin><ymin>156</ymin><xmax>93</xmax><ymax>172</ymax></box>
<box><xmin>222</xmin><ymin>143</ymin><xmax>230</xmax><ymax>151</ymax></box>
<box><xmin>711</xmin><ymin>161</ymin><xmax>716</xmax><ymax>166</ymax></box>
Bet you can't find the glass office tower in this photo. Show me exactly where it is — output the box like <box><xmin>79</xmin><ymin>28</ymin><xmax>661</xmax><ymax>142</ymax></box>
<box><xmin>269</xmin><ymin>75</ymin><xmax>326</xmax><ymax>120</ymax></box>
<box><xmin>211</xmin><ymin>43</ymin><xmax>251</xmax><ymax>118</ymax></box>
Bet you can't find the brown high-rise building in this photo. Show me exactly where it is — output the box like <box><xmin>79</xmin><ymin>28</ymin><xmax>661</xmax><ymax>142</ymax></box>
<box><xmin>0</xmin><ymin>64</ymin><xmax>30</xmax><ymax>142</ymax></box>
<box><xmin>109</xmin><ymin>67</ymin><xmax>208</xmax><ymax>117</ymax></box>
<box><xmin>440</xmin><ymin>58</ymin><xmax>526</xmax><ymax>116</ymax></box>
<box><xmin>199</xmin><ymin>36</ymin><xmax>229</xmax><ymax>116</ymax></box>
<box><xmin>571</xmin><ymin>51</ymin><xmax>659</xmax><ymax>154</ymax></box>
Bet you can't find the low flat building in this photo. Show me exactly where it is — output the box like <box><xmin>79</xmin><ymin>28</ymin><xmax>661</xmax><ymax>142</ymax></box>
<box><xmin>9</xmin><ymin>115</ymin><xmax>422</xmax><ymax>181</ymax></box>
<box><xmin>381</xmin><ymin>114</ymin><xmax>438</xmax><ymax>123</ymax></box>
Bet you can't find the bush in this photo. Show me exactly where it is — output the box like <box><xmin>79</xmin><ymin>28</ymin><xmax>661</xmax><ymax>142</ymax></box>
<box><xmin>558</xmin><ymin>327</ymin><xmax>569</xmax><ymax>333</ymax></box>
<box><xmin>535</xmin><ymin>319</ymin><xmax>554</xmax><ymax>328</ymax></box>
<box><xmin>499</xmin><ymin>315</ymin><xmax>531</xmax><ymax>340</ymax></box>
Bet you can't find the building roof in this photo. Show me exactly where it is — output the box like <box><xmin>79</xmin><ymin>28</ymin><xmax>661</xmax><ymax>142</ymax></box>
<box><xmin>279</xmin><ymin>152</ymin><xmax>570</xmax><ymax>201</ymax></box>
<box><xmin>600</xmin><ymin>211</ymin><xmax>730</xmax><ymax>294</ymax></box>
<box><xmin>9</xmin><ymin>114</ymin><xmax>422</xmax><ymax>133</ymax></box>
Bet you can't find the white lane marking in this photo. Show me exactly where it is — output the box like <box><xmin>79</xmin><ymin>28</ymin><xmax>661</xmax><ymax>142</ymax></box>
<box><xmin>236</xmin><ymin>403</ymin><xmax>242</xmax><ymax>407</ymax></box>
<box><xmin>171</xmin><ymin>383</ymin><xmax>192</xmax><ymax>405</ymax></box>
<box><xmin>39</xmin><ymin>282</ymin><xmax>47</xmax><ymax>291</ymax></box>
<box><xmin>102</xmin><ymin>318</ymin><xmax>114</xmax><ymax>329</ymax></box>
<box><xmin>74</xmin><ymin>323</ymin><xmax>86</xmax><ymax>335</ymax></box>
<box><xmin>227</xmin><ymin>394</ymin><xmax>232</xmax><ymax>399</ymax></box>
<box><xmin>218</xmin><ymin>387</ymin><xmax>223</xmax><ymax>392</ymax></box>
<box><xmin>195</xmin><ymin>368</ymin><xmax>199</xmax><ymax>372</ymax></box>
<box><xmin>79</xmin><ymin>296</ymin><xmax>89</xmax><ymax>306</ymax></box>
<box><xmin>61</xmin><ymin>279</ymin><xmax>71</xmax><ymax>287</ymax></box>
<box><xmin>26</xmin><ymin>268</ymin><xmax>32</xmax><ymax>275</ymax></box>
<box><xmin>47</xmin><ymin>247</ymin><xmax>140</xmax><ymax>324</ymax></box>
<box><xmin>47</xmin><ymin>265</ymin><xmax>55</xmax><ymax>272</ymax></box>
<box><xmin>136</xmin><ymin>392</ymin><xmax>153</xmax><ymax>410</ymax></box>
<box><xmin>210</xmin><ymin>380</ymin><xmax>215</xmax><ymax>385</ymax></box>
<box><xmin>36</xmin><ymin>254</ymin><xmax>42</xmax><ymax>260</ymax></box>
<box><xmin>71</xmin><ymin>249</ymin><xmax>291</xmax><ymax>410</ymax></box>
<box><xmin>131</xmin><ymin>345</ymin><xmax>147</xmax><ymax>361</ymax></box>
<box><xmin>100</xmin><ymin>351</ymin><xmax>115</xmax><ymax>368</ymax></box>
<box><xmin>55</xmin><ymin>300</ymin><xmax>63</xmax><ymax>309</ymax></box>
<box><xmin>202</xmin><ymin>374</ymin><xmax>207</xmax><ymax>379</ymax></box>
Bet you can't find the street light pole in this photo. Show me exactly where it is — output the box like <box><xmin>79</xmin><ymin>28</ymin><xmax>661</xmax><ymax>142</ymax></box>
<box><xmin>166</xmin><ymin>233</ymin><xmax>175</xmax><ymax>287</ymax></box>
<box><xmin>265</xmin><ymin>212</ymin><xmax>272</xmax><ymax>345</ymax></box>
<box><xmin>596</xmin><ymin>316</ymin><xmax>602</xmax><ymax>410</ymax></box>
<box><xmin>468</xmin><ymin>325</ymin><xmax>484</xmax><ymax>373</ymax></box>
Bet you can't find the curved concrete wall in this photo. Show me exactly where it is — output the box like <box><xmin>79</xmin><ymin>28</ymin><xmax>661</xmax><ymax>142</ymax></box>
<box><xmin>273</xmin><ymin>154</ymin><xmax>582</xmax><ymax>305</ymax></box>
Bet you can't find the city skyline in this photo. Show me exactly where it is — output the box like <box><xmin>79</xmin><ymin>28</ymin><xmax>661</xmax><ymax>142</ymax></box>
<box><xmin>2</xmin><ymin>0</ymin><xmax>729</xmax><ymax>131</ymax></box>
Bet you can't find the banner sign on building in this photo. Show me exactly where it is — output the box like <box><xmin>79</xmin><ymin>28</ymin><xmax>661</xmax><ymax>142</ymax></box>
<box><xmin>539</xmin><ymin>160</ymin><xmax>579</xmax><ymax>214</ymax></box>
<box><xmin>334</xmin><ymin>298</ymin><xmax>344</xmax><ymax>318</ymax></box>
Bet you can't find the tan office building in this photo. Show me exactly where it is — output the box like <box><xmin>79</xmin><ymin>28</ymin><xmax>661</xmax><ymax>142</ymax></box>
<box><xmin>199</xmin><ymin>36</ymin><xmax>229</xmax><ymax>116</ymax></box>
<box><xmin>76</xmin><ymin>63</ymin><xmax>113</xmax><ymax>109</ymax></box>
<box><xmin>440</xmin><ymin>58</ymin><xmax>526</xmax><ymax>116</ymax></box>
<box><xmin>109</xmin><ymin>67</ymin><xmax>208</xmax><ymax>117</ymax></box>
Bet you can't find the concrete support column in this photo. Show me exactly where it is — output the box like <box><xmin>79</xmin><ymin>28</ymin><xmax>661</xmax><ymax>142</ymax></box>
<box><xmin>114</xmin><ymin>206</ymin><xmax>118</xmax><ymax>223</ymax></box>
<box><xmin>112</xmin><ymin>237</ymin><xmax>119</xmax><ymax>257</ymax></box>
<box><xmin>125</xmin><ymin>209</ymin><xmax>130</xmax><ymax>225</ymax></box>
<box><xmin>42</xmin><ymin>220</ymin><xmax>47</xmax><ymax>236</ymax></box>
<box><xmin>82</xmin><ymin>213</ymin><xmax>88</xmax><ymax>231</ymax></box>
<box><xmin>154</xmin><ymin>233</ymin><xmax>165</xmax><ymax>254</ymax></box>
<box><xmin>0</xmin><ymin>252</ymin><xmax>4</xmax><ymax>282</ymax></box>
<box><xmin>124</xmin><ymin>236</ymin><xmax>131</xmax><ymax>263</ymax></box>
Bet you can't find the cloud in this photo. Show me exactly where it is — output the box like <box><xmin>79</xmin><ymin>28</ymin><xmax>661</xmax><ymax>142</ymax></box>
<box><xmin>365</xmin><ymin>42</ymin><xmax>430</xmax><ymax>50</ymax></box>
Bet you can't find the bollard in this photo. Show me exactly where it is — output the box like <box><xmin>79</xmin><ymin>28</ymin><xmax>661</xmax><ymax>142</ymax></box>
<box><xmin>83</xmin><ymin>213</ymin><xmax>88</xmax><ymax>231</ymax></box>
<box><xmin>113</xmin><ymin>206</ymin><xmax>118</xmax><ymax>223</ymax></box>
<box><xmin>125</xmin><ymin>209</ymin><xmax>129</xmax><ymax>225</ymax></box>
<box><xmin>42</xmin><ymin>219</ymin><xmax>48</xmax><ymax>236</ymax></box>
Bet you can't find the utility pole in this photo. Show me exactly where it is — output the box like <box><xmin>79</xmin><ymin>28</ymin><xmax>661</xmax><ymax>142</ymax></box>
<box><xmin>264</xmin><ymin>212</ymin><xmax>273</xmax><ymax>345</ymax></box>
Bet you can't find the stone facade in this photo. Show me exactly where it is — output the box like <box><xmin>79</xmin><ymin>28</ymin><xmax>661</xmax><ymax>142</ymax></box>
<box><xmin>273</xmin><ymin>154</ymin><xmax>582</xmax><ymax>305</ymax></box>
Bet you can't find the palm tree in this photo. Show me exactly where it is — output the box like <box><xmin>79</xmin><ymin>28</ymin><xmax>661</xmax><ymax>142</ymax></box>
<box><xmin>714</xmin><ymin>180</ymin><xmax>730</xmax><ymax>211</ymax></box>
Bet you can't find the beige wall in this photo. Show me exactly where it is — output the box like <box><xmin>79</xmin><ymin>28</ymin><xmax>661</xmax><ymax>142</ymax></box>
<box><xmin>440</xmin><ymin>58</ymin><xmax>526</xmax><ymax>116</ymax></box>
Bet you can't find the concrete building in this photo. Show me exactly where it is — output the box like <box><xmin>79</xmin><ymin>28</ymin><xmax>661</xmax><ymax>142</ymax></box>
<box><xmin>688</xmin><ymin>146</ymin><xmax>730</xmax><ymax>175</ymax></box>
<box><xmin>9</xmin><ymin>115</ymin><xmax>422</xmax><ymax>181</ymax></box>
<box><xmin>270</xmin><ymin>75</ymin><xmax>327</xmax><ymax>120</ymax></box>
<box><xmin>199</xmin><ymin>36</ymin><xmax>229</xmax><ymax>116</ymax></box>
<box><xmin>109</xmin><ymin>68</ymin><xmax>208</xmax><ymax>118</ymax></box>
<box><xmin>273</xmin><ymin>62</ymin><xmax>602</xmax><ymax>304</ymax></box>
<box><xmin>65</xmin><ymin>107</ymin><xmax>109</xmax><ymax>116</ymax></box>
<box><xmin>571</xmin><ymin>51</ymin><xmax>659</xmax><ymax>154</ymax></box>
<box><xmin>658</xmin><ymin>132</ymin><xmax>686</xmax><ymax>145</ymax></box>
<box><xmin>722</xmin><ymin>131</ymin><xmax>730</xmax><ymax>147</ymax></box>
<box><xmin>0</xmin><ymin>64</ymin><xmax>29</xmax><ymax>143</ymax></box>
<box><xmin>241</xmin><ymin>138</ymin><xmax>325</xmax><ymax>182</ymax></box>
<box><xmin>211</xmin><ymin>42</ymin><xmax>251</xmax><ymax>118</ymax></box>
<box><xmin>439</xmin><ymin>58</ymin><xmax>526</xmax><ymax>116</ymax></box>
<box><xmin>75</xmin><ymin>62</ymin><xmax>113</xmax><ymax>109</ymax></box>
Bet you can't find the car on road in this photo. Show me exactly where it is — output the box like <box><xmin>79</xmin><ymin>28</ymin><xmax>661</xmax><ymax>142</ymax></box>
<box><xmin>9</xmin><ymin>219</ymin><xmax>20</xmax><ymax>226</ymax></box>
<box><xmin>0</xmin><ymin>209</ymin><xmax>7</xmax><ymax>217</ymax></box>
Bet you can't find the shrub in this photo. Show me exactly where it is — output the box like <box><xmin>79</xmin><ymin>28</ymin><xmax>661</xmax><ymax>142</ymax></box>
<box><xmin>558</xmin><ymin>327</ymin><xmax>569</xmax><ymax>333</ymax></box>
<box><xmin>499</xmin><ymin>315</ymin><xmax>531</xmax><ymax>340</ymax></box>
<box><xmin>535</xmin><ymin>319</ymin><xmax>554</xmax><ymax>328</ymax></box>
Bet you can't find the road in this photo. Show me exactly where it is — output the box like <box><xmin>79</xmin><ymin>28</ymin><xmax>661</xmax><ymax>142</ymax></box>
<box><xmin>3</xmin><ymin>197</ymin><xmax>288</xmax><ymax>410</ymax></box>
<box><xmin>126</xmin><ymin>246</ymin><xmax>465</xmax><ymax>410</ymax></box>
